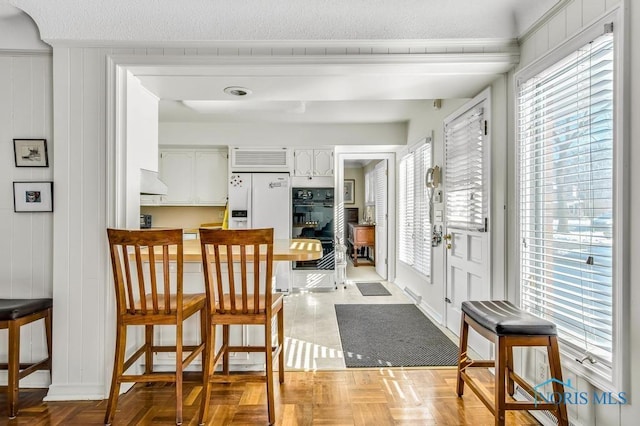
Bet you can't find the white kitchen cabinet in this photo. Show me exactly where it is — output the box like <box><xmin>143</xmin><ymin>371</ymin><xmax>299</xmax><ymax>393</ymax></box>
<box><xmin>194</xmin><ymin>151</ymin><xmax>228</xmax><ymax>205</ymax></box>
<box><xmin>158</xmin><ymin>149</ymin><xmax>228</xmax><ymax>206</ymax></box>
<box><xmin>293</xmin><ymin>149</ymin><xmax>334</xmax><ymax>177</ymax></box>
<box><xmin>160</xmin><ymin>150</ymin><xmax>195</xmax><ymax>204</ymax></box>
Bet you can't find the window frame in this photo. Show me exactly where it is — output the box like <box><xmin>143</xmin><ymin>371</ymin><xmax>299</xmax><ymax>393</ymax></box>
<box><xmin>514</xmin><ymin>10</ymin><xmax>628</xmax><ymax>394</ymax></box>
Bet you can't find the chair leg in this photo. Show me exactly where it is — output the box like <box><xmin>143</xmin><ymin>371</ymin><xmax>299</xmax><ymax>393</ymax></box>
<box><xmin>7</xmin><ymin>320</ymin><xmax>20</xmax><ymax>419</ymax></box>
<box><xmin>45</xmin><ymin>308</ymin><xmax>53</xmax><ymax>377</ymax></box>
<box><xmin>175</xmin><ymin>323</ymin><xmax>183</xmax><ymax>425</ymax></box>
<box><xmin>506</xmin><ymin>345</ymin><xmax>515</xmax><ymax>396</ymax></box>
<box><xmin>494</xmin><ymin>336</ymin><xmax>506</xmax><ymax>426</ymax></box>
<box><xmin>145</xmin><ymin>325</ymin><xmax>154</xmax><ymax>375</ymax></box>
<box><xmin>456</xmin><ymin>313</ymin><xmax>469</xmax><ymax>397</ymax></box>
<box><xmin>198</xmin><ymin>322</ymin><xmax>216</xmax><ymax>425</ymax></box>
<box><xmin>104</xmin><ymin>324</ymin><xmax>127</xmax><ymax>425</ymax></box>
<box><xmin>548</xmin><ymin>336</ymin><xmax>569</xmax><ymax>426</ymax></box>
<box><xmin>265</xmin><ymin>319</ymin><xmax>276</xmax><ymax>425</ymax></box>
<box><xmin>222</xmin><ymin>325</ymin><xmax>230</xmax><ymax>375</ymax></box>
<box><xmin>277</xmin><ymin>309</ymin><xmax>285</xmax><ymax>384</ymax></box>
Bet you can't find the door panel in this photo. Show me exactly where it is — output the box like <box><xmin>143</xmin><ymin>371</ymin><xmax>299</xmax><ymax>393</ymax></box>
<box><xmin>444</xmin><ymin>94</ymin><xmax>491</xmax><ymax>358</ymax></box>
<box><xmin>445</xmin><ymin>230</ymin><xmax>491</xmax><ymax>357</ymax></box>
<box><xmin>374</xmin><ymin>161</ymin><xmax>387</xmax><ymax>279</ymax></box>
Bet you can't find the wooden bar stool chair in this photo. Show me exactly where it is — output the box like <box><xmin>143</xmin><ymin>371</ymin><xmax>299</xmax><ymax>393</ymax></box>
<box><xmin>198</xmin><ymin>228</ymin><xmax>284</xmax><ymax>425</ymax></box>
<box><xmin>105</xmin><ymin>228</ymin><xmax>207</xmax><ymax>425</ymax></box>
<box><xmin>0</xmin><ymin>298</ymin><xmax>52</xmax><ymax>419</ymax></box>
<box><xmin>456</xmin><ymin>300</ymin><xmax>568</xmax><ymax>426</ymax></box>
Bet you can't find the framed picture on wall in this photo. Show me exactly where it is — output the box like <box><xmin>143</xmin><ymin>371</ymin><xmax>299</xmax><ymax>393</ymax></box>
<box><xmin>13</xmin><ymin>181</ymin><xmax>54</xmax><ymax>212</ymax></box>
<box><xmin>13</xmin><ymin>139</ymin><xmax>49</xmax><ymax>167</ymax></box>
<box><xmin>344</xmin><ymin>179</ymin><xmax>355</xmax><ymax>204</ymax></box>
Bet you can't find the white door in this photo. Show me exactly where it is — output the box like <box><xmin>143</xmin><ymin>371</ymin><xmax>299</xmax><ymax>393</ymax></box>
<box><xmin>374</xmin><ymin>161</ymin><xmax>387</xmax><ymax>279</ymax></box>
<box><xmin>444</xmin><ymin>93</ymin><xmax>491</xmax><ymax>357</ymax></box>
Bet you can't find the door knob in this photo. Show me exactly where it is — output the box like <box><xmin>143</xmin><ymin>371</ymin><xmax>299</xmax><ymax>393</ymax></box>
<box><xmin>443</xmin><ymin>234</ymin><xmax>452</xmax><ymax>240</ymax></box>
<box><xmin>446</xmin><ymin>243</ymin><xmax>452</xmax><ymax>250</ymax></box>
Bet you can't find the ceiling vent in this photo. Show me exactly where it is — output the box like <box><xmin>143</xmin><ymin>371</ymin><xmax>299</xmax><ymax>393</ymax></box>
<box><xmin>230</xmin><ymin>148</ymin><xmax>291</xmax><ymax>172</ymax></box>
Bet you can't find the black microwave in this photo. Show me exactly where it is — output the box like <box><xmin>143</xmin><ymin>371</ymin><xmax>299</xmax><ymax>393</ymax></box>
<box><xmin>140</xmin><ymin>214</ymin><xmax>152</xmax><ymax>229</ymax></box>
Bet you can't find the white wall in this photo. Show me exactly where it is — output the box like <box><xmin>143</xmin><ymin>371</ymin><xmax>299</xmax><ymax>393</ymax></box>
<box><xmin>159</xmin><ymin>121</ymin><xmax>408</xmax><ymax>147</ymax></box>
<box><xmin>125</xmin><ymin>72</ymin><xmax>159</xmax><ymax>228</ymax></box>
<box><xmin>0</xmin><ymin>51</ymin><xmax>53</xmax><ymax>387</ymax></box>
<box><xmin>394</xmin><ymin>98</ymin><xmax>466</xmax><ymax>321</ymax></box>
<box><xmin>47</xmin><ymin>46</ymin><xmax>110</xmax><ymax>400</ymax></box>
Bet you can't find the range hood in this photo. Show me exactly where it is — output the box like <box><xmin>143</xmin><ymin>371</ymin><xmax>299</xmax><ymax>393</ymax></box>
<box><xmin>140</xmin><ymin>169</ymin><xmax>168</xmax><ymax>195</ymax></box>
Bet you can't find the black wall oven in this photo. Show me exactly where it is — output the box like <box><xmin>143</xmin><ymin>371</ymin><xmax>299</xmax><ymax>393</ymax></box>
<box><xmin>292</xmin><ymin>187</ymin><xmax>334</xmax><ymax>270</ymax></box>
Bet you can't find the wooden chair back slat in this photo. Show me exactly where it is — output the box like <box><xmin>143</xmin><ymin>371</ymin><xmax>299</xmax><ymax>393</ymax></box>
<box><xmin>199</xmin><ymin>228</ymin><xmax>274</xmax><ymax>316</ymax></box>
<box><xmin>163</xmin><ymin>245</ymin><xmax>171</xmax><ymax>314</ymax></box>
<box><xmin>107</xmin><ymin>228</ymin><xmax>184</xmax><ymax>317</ymax></box>
<box><xmin>148</xmin><ymin>244</ymin><xmax>159</xmax><ymax>313</ymax></box>
<box><xmin>240</xmin><ymin>245</ymin><xmax>248</xmax><ymax>314</ymax></box>
<box><xmin>253</xmin><ymin>243</ymin><xmax>260</xmax><ymax>314</ymax></box>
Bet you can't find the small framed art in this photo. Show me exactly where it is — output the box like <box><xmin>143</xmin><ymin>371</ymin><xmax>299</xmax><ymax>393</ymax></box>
<box><xmin>344</xmin><ymin>179</ymin><xmax>355</xmax><ymax>204</ymax></box>
<box><xmin>13</xmin><ymin>181</ymin><xmax>54</xmax><ymax>212</ymax></box>
<box><xmin>13</xmin><ymin>138</ymin><xmax>49</xmax><ymax>167</ymax></box>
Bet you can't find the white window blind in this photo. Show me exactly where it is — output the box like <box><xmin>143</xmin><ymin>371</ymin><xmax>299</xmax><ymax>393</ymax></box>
<box><xmin>445</xmin><ymin>105</ymin><xmax>487</xmax><ymax>231</ymax></box>
<box><xmin>518</xmin><ymin>33</ymin><xmax>614</xmax><ymax>366</ymax></box>
<box><xmin>399</xmin><ymin>155</ymin><xmax>414</xmax><ymax>266</ymax></box>
<box><xmin>398</xmin><ymin>141</ymin><xmax>431</xmax><ymax>276</ymax></box>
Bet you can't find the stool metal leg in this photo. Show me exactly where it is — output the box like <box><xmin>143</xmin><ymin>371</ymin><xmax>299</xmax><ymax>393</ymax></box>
<box><xmin>456</xmin><ymin>313</ymin><xmax>469</xmax><ymax>396</ymax></box>
<box><xmin>494</xmin><ymin>336</ymin><xmax>506</xmax><ymax>426</ymax></box>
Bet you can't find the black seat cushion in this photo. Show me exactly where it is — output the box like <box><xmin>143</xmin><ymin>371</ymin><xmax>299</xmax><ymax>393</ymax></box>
<box><xmin>461</xmin><ymin>300</ymin><xmax>556</xmax><ymax>336</ymax></box>
<box><xmin>0</xmin><ymin>298</ymin><xmax>53</xmax><ymax>321</ymax></box>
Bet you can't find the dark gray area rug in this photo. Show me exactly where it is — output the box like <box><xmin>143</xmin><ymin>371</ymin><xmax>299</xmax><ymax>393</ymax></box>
<box><xmin>335</xmin><ymin>304</ymin><xmax>459</xmax><ymax>368</ymax></box>
<box><xmin>356</xmin><ymin>282</ymin><xmax>391</xmax><ymax>296</ymax></box>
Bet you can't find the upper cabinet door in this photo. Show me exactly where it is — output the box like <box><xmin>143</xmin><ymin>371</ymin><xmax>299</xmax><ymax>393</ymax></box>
<box><xmin>294</xmin><ymin>148</ymin><xmax>334</xmax><ymax>177</ymax></box>
<box><xmin>294</xmin><ymin>149</ymin><xmax>314</xmax><ymax>176</ymax></box>
<box><xmin>313</xmin><ymin>149</ymin><xmax>334</xmax><ymax>176</ymax></box>
<box><xmin>194</xmin><ymin>151</ymin><xmax>228</xmax><ymax>205</ymax></box>
<box><xmin>160</xmin><ymin>150</ymin><xmax>195</xmax><ymax>204</ymax></box>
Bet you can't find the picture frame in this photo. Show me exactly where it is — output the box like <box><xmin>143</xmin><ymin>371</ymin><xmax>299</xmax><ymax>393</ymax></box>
<box><xmin>344</xmin><ymin>179</ymin><xmax>355</xmax><ymax>204</ymax></box>
<box><xmin>13</xmin><ymin>181</ymin><xmax>54</xmax><ymax>212</ymax></box>
<box><xmin>13</xmin><ymin>138</ymin><xmax>49</xmax><ymax>167</ymax></box>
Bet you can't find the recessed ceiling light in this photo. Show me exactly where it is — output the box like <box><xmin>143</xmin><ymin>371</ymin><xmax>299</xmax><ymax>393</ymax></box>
<box><xmin>223</xmin><ymin>86</ymin><xmax>252</xmax><ymax>97</ymax></box>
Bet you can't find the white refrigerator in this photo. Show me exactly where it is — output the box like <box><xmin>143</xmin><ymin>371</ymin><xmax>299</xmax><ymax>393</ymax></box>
<box><xmin>228</xmin><ymin>172</ymin><xmax>291</xmax><ymax>291</ymax></box>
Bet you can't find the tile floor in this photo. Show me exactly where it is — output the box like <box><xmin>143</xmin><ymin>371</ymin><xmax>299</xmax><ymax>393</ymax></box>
<box><xmin>282</xmin><ymin>262</ymin><xmax>459</xmax><ymax>371</ymax></box>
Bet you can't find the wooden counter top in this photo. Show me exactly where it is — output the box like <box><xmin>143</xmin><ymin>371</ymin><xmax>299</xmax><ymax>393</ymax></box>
<box><xmin>140</xmin><ymin>238</ymin><xmax>323</xmax><ymax>263</ymax></box>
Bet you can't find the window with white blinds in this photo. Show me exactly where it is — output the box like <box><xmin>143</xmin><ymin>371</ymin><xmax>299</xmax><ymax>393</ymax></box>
<box><xmin>445</xmin><ymin>105</ymin><xmax>487</xmax><ymax>231</ymax></box>
<box><xmin>517</xmin><ymin>33</ymin><xmax>614</xmax><ymax>367</ymax></box>
<box><xmin>398</xmin><ymin>141</ymin><xmax>431</xmax><ymax>276</ymax></box>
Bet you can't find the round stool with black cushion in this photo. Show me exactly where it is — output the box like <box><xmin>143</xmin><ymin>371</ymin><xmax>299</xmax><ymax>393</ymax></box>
<box><xmin>0</xmin><ymin>298</ymin><xmax>53</xmax><ymax>419</ymax></box>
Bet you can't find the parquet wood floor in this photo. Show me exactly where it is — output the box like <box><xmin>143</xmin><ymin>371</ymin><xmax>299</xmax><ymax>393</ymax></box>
<box><xmin>0</xmin><ymin>368</ymin><xmax>539</xmax><ymax>425</ymax></box>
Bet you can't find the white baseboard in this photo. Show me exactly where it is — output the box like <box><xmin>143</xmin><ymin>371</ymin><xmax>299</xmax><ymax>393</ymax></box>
<box><xmin>417</xmin><ymin>299</ymin><xmax>443</xmax><ymax>325</ymax></box>
<box><xmin>44</xmin><ymin>383</ymin><xmax>106</xmax><ymax>401</ymax></box>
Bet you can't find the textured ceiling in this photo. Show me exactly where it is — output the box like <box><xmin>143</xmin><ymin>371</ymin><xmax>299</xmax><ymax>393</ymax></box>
<box><xmin>10</xmin><ymin>0</ymin><xmax>559</xmax><ymax>42</ymax></box>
